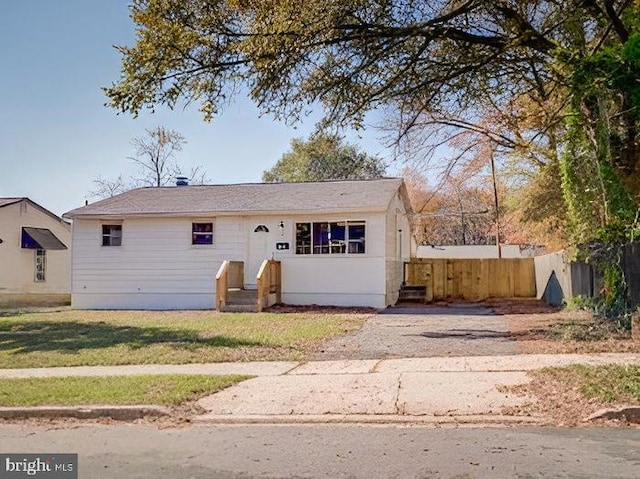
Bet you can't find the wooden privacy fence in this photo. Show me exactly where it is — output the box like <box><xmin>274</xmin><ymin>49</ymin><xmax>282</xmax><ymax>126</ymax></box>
<box><xmin>405</xmin><ymin>258</ymin><xmax>536</xmax><ymax>301</ymax></box>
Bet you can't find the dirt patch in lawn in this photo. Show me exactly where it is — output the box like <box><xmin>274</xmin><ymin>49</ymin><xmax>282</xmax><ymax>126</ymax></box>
<box><xmin>483</xmin><ymin>298</ymin><xmax>639</xmax><ymax>355</ymax></box>
<box><xmin>504</xmin><ymin>368</ymin><xmax>640</xmax><ymax>428</ymax></box>
<box><xmin>266</xmin><ymin>304</ymin><xmax>378</xmax><ymax>314</ymax></box>
<box><xmin>0</xmin><ymin>294</ymin><xmax>70</xmax><ymax>310</ymax></box>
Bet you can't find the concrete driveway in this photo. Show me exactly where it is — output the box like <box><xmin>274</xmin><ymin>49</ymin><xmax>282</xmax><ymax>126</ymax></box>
<box><xmin>314</xmin><ymin>303</ymin><xmax>518</xmax><ymax>360</ymax></box>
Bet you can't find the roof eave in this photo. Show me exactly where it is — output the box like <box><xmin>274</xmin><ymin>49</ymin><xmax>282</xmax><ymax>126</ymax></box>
<box><xmin>66</xmin><ymin>206</ymin><xmax>388</xmax><ymax>220</ymax></box>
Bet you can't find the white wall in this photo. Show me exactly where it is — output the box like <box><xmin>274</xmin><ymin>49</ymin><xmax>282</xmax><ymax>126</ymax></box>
<box><xmin>416</xmin><ymin>244</ymin><xmax>524</xmax><ymax>259</ymax></box>
<box><xmin>71</xmin><ymin>210</ymin><xmax>393</xmax><ymax>310</ymax></box>
<box><xmin>384</xmin><ymin>192</ymin><xmax>411</xmax><ymax>305</ymax></box>
<box><xmin>71</xmin><ymin>216</ymin><xmax>244</xmax><ymax>309</ymax></box>
<box><xmin>252</xmin><ymin>212</ymin><xmax>388</xmax><ymax>308</ymax></box>
<box><xmin>0</xmin><ymin>201</ymin><xmax>71</xmax><ymax>294</ymax></box>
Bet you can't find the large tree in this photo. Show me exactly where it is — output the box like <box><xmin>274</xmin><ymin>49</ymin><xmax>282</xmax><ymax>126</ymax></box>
<box><xmin>90</xmin><ymin>126</ymin><xmax>208</xmax><ymax>198</ymax></box>
<box><xmin>105</xmin><ymin>0</ymin><xmax>639</xmax><ymax>242</ymax></box>
<box><xmin>262</xmin><ymin>133</ymin><xmax>386</xmax><ymax>182</ymax></box>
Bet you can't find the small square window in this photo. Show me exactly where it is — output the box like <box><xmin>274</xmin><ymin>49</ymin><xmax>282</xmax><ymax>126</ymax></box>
<box><xmin>192</xmin><ymin>222</ymin><xmax>213</xmax><ymax>245</ymax></box>
<box><xmin>102</xmin><ymin>225</ymin><xmax>122</xmax><ymax>246</ymax></box>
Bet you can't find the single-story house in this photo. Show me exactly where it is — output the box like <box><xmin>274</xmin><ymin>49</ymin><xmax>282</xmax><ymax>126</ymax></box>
<box><xmin>0</xmin><ymin>198</ymin><xmax>71</xmax><ymax>296</ymax></box>
<box><xmin>63</xmin><ymin>178</ymin><xmax>412</xmax><ymax>310</ymax></box>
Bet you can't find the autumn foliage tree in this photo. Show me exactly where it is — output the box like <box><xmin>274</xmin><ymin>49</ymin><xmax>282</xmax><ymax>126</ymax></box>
<box><xmin>401</xmin><ymin>166</ymin><xmax>501</xmax><ymax>246</ymax></box>
<box><xmin>104</xmin><ymin>1</ymin><xmax>640</xmax><ymax>248</ymax></box>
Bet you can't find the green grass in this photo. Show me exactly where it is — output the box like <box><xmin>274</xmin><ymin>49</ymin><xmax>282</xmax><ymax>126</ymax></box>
<box><xmin>0</xmin><ymin>374</ymin><xmax>249</xmax><ymax>407</ymax></box>
<box><xmin>0</xmin><ymin>310</ymin><xmax>369</xmax><ymax>368</ymax></box>
<box><xmin>548</xmin><ymin>321</ymin><xmax>611</xmax><ymax>341</ymax></box>
<box><xmin>542</xmin><ymin>364</ymin><xmax>640</xmax><ymax>403</ymax></box>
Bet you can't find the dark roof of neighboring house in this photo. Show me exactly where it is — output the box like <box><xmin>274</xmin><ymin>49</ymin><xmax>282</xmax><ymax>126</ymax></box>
<box><xmin>64</xmin><ymin>178</ymin><xmax>410</xmax><ymax>218</ymax></box>
<box><xmin>0</xmin><ymin>198</ymin><xmax>24</xmax><ymax>208</ymax></box>
<box><xmin>0</xmin><ymin>197</ymin><xmax>69</xmax><ymax>226</ymax></box>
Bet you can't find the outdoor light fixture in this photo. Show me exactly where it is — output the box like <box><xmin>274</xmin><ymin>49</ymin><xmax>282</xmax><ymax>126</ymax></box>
<box><xmin>278</xmin><ymin>221</ymin><xmax>284</xmax><ymax>235</ymax></box>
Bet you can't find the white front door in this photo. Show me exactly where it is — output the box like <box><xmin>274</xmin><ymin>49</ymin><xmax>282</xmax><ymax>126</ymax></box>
<box><xmin>246</xmin><ymin>223</ymin><xmax>272</xmax><ymax>289</ymax></box>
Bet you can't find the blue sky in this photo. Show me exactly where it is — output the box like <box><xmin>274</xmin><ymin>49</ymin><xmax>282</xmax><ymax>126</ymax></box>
<box><xmin>0</xmin><ymin>1</ymin><xmax>396</xmax><ymax>216</ymax></box>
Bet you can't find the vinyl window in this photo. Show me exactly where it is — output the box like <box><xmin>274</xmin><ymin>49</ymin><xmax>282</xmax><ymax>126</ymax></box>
<box><xmin>192</xmin><ymin>222</ymin><xmax>214</xmax><ymax>245</ymax></box>
<box><xmin>34</xmin><ymin>249</ymin><xmax>46</xmax><ymax>282</ymax></box>
<box><xmin>102</xmin><ymin>224</ymin><xmax>122</xmax><ymax>246</ymax></box>
<box><xmin>295</xmin><ymin>221</ymin><xmax>365</xmax><ymax>255</ymax></box>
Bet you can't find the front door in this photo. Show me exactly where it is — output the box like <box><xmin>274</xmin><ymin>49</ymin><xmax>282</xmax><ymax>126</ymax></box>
<box><xmin>246</xmin><ymin>223</ymin><xmax>271</xmax><ymax>289</ymax></box>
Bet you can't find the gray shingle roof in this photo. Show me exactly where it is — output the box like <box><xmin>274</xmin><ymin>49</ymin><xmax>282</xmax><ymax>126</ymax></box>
<box><xmin>64</xmin><ymin>178</ymin><xmax>407</xmax><ymax>218</ymax></box>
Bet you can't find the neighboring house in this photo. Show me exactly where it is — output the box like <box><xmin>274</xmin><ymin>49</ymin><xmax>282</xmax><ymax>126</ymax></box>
<box><xmin>63</xmin><ymin>178</ymin><xmax>412</xmax><ymax>310</ymax></box>
<box><xmin>0</xmin><ymin>198</ymin><xmax>71</xmax><ymax>295</ymax></box>
<box><xmin>416</xmin><ymin>244</ymin><xmax>546</xmax><ymax>259</ymax></box>
<box><xmin>416</xmin><ymin>244</ymin><xmax>525</xmax><ymax>259</ymax></box>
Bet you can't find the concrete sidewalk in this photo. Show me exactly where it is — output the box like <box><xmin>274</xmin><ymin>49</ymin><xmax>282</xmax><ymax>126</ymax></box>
<box><xmin>2</xmin><ymin>353</ymin><xmax>639</xmax><ymax>424</ymax></box>
<box><xmin>194</xmin><ymin>353</ymin><xmax>640</xmax><ymax>425</ymax></box>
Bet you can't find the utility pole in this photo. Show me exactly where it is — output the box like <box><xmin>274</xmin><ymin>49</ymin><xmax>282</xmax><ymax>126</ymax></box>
<box><xmin>489</xmin><ymin>150</ymin><xmax>501</xmax><ymax>258</ymax></box>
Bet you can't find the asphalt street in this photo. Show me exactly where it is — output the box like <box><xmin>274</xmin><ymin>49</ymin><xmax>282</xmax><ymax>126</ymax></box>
<box><xmin>0</xmin><ymin>423</ymin><xmax>638</xmax><ymax>478</ymax></box>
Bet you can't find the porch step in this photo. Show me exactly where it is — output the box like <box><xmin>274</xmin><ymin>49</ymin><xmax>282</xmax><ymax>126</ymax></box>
<box><xmin>222</xmin><ymin>304</ymin><xmax>259</xmax><ymax>313</ymax></box>
<box><xmin>227</xmin><ymin>289</ymin><xmax>258</xmax><ymax>305</ymax></box>
<box><xmin>219</xmin><ymin>289</ymin><xmax>259</xmax><ymax>312</ymax></box>
<box><xmin>398</xmin><ymin>285</ymin><xmax>427</xmax><ymax>303</ymax></box>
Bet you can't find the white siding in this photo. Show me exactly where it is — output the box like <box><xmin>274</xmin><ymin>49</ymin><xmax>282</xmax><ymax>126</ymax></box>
<box><xmin>245</xmin><ymin>213</ymin><xmax>388</xmax><ymax>307</ymax></box>
<box><xmin>71</xmin><ymin>217</ymin><xmax>243</xmax><ymax>309</ymax></box>
<box><xmin>384</xmin><ymin>192</ymin><xmax>411</xmax><ymax>305</ymax></box>
<box><xmin>71</xmin><ymin>202</ymin><xmax>407</xmax><ymax>309</ymax></box>
<box><xmin>0</xmin><ymin>201</ymin><xmax>71</xmax><ymax>294</ymax></box>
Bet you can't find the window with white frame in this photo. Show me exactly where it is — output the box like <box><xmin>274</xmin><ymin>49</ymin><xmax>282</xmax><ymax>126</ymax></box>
<box><xmin>102</xmin><ymin>224</ymin><xmax>122</xmax><ymax>246</ymax></box>
<box><xmin>295</xmin><ymin>221</ymin><xmax>366</xmax><ymax>255</ymax></box>
<box><xmin>192</xmin><ymin>222</ymin><xmax>214</xmax><ymax>245</ymax></box>
<box><xmin>35</xmin><ymin>249</ymin><xmax>46</xmax><ymax>282</ymax></box>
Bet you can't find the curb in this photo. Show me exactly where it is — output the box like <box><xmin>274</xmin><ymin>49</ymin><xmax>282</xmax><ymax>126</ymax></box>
<box><xmin>191</xmin><ymin>413</ymin><xmax>549</xmax><ymax>426</ymax></box>
<box><xmin>585</xmin><ymin>406</ymin><xmax>640</xmax><ymax>424</ymax></box>
<box><xmin>0</xmin><ymin>405</ymin><xmax>171</xmax><ymax>420</ymax></box>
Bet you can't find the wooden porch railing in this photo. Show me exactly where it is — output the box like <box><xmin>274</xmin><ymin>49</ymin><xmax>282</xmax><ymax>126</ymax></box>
<box><xmin>256</xmin><ymin>259</ymin><xmax>282</xmax><ymax>312</ymax></box>
<box><xmin>215</xmin><ymin>261</ymin><xmax>244</xmax><ymax>310</ymax></box>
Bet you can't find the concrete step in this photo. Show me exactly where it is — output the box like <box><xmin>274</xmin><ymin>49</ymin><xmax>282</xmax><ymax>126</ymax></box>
<box><xmin>227</xmin><ymin>289</ymin><xmax>258</xmax><ymax>306</ymax></box>
<box><xmin>400</xmin><ymin>285</ymin><xmax>427</xmax><ymax>292</ymax></box>
<box><xmin>398</xmin><ymin>285</ymin><xmax>427</xmax><ymax>303</ymax></box>
<box><xmin>221</xmin><ymin>304</ymin><xmax>259</xmax><ymax>313</ymax></box>
<box><xmin>399</xmin><ymin>290</ymin><xmax>426</xmax><ymax>298</ymax></box>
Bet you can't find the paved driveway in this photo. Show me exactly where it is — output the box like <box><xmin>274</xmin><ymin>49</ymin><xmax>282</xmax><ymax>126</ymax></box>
<box><xmin>314</xmin><ymin>304</ymin><xmax>518</xmax><ymax>360</ymax></box>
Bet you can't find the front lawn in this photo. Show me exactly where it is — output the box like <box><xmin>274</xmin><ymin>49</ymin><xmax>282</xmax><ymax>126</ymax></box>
<box><xmin>541</xmin><ymin>364</ymin><xmax>640</xmax><ymax>403</ymax></box>
<box><xmin>509</xmin><ymin>364</ymin><xmax>640</xmax><ymax>426</ymax></box>
<box><xmin>0</xmin><ymin>374</ymin><xmax>249</xmax><ymax>406</ymax></box>
<box><xmin>0</xmin><ymin>310</ymin><xmax>369</xmax><ymax>368</ymax></box>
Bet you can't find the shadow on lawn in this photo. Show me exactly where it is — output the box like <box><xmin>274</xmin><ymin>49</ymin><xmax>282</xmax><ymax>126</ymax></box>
<box><xmin>0</xmin><ymin>321</ymin><xmax>263</xmax><ymax>354</ymax></box>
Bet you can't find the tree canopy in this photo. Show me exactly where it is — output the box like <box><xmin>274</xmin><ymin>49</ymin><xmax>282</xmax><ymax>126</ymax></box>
<box><xmin>90</xmin><ymin>126</ymin><xmax>208</xmax><ymax>198</ymax></box>
<box><xmin>105</xmin><ymin>0</ymin><xmax>640</xmax><ymax>245</ymax></box>
<box><xmin>106</xmin><ymin>1</ymin><xmax>631</xmax><ymax>127</ymax></box>
<box><xmin>262</xmin><ymin>133</ymin><xmax>386</xmax><ymax>182</ymax></box>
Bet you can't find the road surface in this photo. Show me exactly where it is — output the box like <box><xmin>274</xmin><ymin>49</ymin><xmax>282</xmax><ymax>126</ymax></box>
<box><xmin>1</xmin><ymin>423</ymin><xmax>638</xmax><ymax>478</ymax></box>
